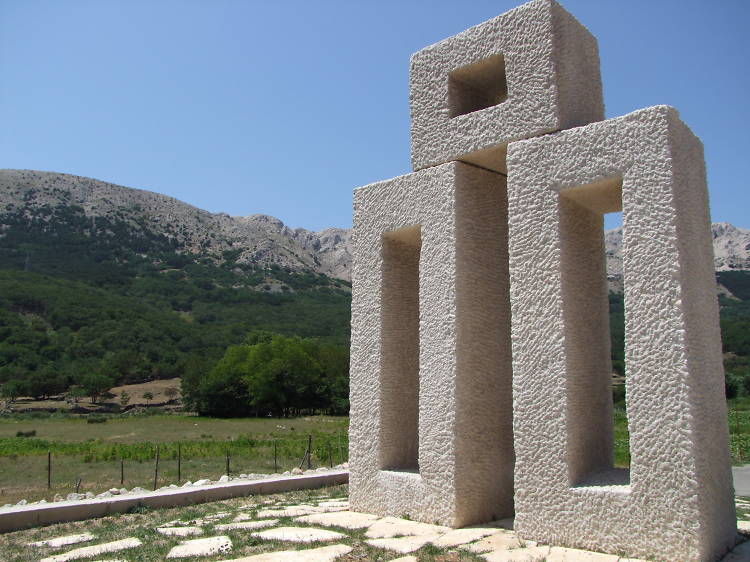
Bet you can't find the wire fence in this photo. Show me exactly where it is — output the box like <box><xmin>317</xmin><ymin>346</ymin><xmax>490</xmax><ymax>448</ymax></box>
<box><xmin>0</xmin><ymin>432</ymin><xmax>349</xmax><ymax>506</ymax></box>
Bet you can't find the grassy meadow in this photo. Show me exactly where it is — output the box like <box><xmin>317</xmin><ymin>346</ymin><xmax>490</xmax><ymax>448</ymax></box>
<box><xmin>0</xmin><ymin>414</ymin><xmax>349</xmax><ymax>505</ymax></box>
<box><xmin>1</xmin><ymin>395</ymin><xmax>748</xmax><ymax>506</ymax></box>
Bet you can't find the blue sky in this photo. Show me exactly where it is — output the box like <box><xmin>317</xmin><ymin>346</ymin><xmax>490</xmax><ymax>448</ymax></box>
<box><xmin>0</xmin><ymin>0</ymin><xmax>747</xmax><ymax>231</ymax></box>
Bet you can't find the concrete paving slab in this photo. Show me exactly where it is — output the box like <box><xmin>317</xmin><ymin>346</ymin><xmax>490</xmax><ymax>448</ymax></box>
<box><xmin>294</xmin><ymin>510</ymin><xmax>380</xmax><ymax>529</ymax></box>
<box><xmin>482</xmin><ymin>546</ymin><xmax>550</xmax><ymax>562</ymax></box>
<box><xmin>156</xmin><ymin>526</ymin><xmax>204</xmax><ymax>537</ymax></box>
<box><xmin>365</xmin><ymin>534</ymin><xmax>443</xmax><ymax>554</ymax></box>
<box><xmin>28</xmin><ymin>533</ymin><xmax>95</xmax><ymax>548</ymax></box>
<box><xmin>463</xmin><ymin>531</ymin><xmax>522</xmax><ymax>553</ymax></box>
<box><xmin>317</xmin><ymin>500</ymin><xmax>349</xmax><ymax>508</ymax></box>
<box><xmin>546</xmin><ymin>547</ymin><xmax>620</xmax><ymax>561</ymax></box>
<box><xmin>214</xmin><ymin>519</ymin><xmax>279</xmax><ymax>531</ymax></box>
<box><xmin>166</xmin><ymin>535</ymin><xmax>232</xmax><ymax>558</ymax></box>
<box><xmin>364</xmin><ymin>516</ymin><xmax>450</xmax><ymax>538</ymax></box>
<box><xmin>256</xmin><ymin>506</ymin><xmax>324</xmax><ymax>518</ymax></box>
<box><xmin>251</xmin><ymin>526</ymin><xmax>347</xmax><ymax>543</ymax></box>
<box><xmin>227</xmin><ymin>544</ymin><xmax>353</xmax><ymax>561</ymax></box>
<box><xmin>431</xmin><ymin>527</ymin><xmax>499</xmax><ymax>547</ymax></box>
<box><xmin>39</xmin><ymin>538</ymin><xmax>142</xmax><ymax>562</ymax></box>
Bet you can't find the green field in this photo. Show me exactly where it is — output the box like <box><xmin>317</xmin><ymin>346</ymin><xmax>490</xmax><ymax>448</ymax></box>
<box><xmin>0</xmin><ymin>414</ymin><xmax>349</xmax><ymax>506</ymax></box>
<box><xmin>1</xmin><ymin>403</ymin><xmax>748</xmax><ymax>507</ymax></box>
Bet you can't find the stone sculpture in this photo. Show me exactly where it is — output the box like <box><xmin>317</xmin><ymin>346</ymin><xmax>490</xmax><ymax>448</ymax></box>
<box><xmin>349</xmin><ymin>1</ymin><xmax>736</xmax><ymax>560</ymax></box>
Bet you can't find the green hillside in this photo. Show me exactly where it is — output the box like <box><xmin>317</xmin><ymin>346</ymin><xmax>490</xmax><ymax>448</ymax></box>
<box><xmin>0</xmin><ymin>201</ymin><xmax>351</xmax><ymax>413</ymax></box>
<box><xmin>2</xmin><ymin>194</ymin><xmax>750</xmax><ymax>415</ymax></box>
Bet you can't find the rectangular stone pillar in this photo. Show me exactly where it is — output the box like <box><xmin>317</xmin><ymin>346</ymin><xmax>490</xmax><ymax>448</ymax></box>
<box><xmin>349</xmin><ymin>161</ymin><xmax>513</xmax><ymax>527</ymax></box>
<box><xmin>409</xmin><ymin>0</ymin><xmax>604</xmax><ymax>173</ymax></box>
<box><xmin>506</xmin><ymin>105</ymin><xmax>736</xmax><ymax>561</ymax></box>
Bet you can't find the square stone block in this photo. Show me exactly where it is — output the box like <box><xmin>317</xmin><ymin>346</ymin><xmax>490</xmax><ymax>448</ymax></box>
<box><xmin>506</xmin><ymin>105</ymin><xmax>736</xmax><ymax>561</ymax></box>
<box><xmin>349</xmin><ymin>161</ymin><xmax>513</xmax><ymax>527</ymax></box>
<box><xmin>410</xmin><ymin>0</ymin><xmax>604</xmax><ymax>173</ymax></box>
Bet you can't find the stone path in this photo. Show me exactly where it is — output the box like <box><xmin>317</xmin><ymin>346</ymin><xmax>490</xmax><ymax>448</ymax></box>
<box><xmin>166</xmin><ymin>536</ymin><xmax>232</xmax><ymax>558</ymax></box>
<box><xmin>10</xmin><ymin>492</ymin><xmax>750</xmax><ymax>561</ymax></box>
<box><xmin>39</xmin><ymin>537</ymin><xmax>142</xmax><ymax>562</ymax></box>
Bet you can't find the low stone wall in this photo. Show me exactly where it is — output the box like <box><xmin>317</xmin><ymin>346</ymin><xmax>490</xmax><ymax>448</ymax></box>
<box><xmin>0</xmin><ymin>470</ymin><xmax>348</xmax><ymax>533</ymax></box>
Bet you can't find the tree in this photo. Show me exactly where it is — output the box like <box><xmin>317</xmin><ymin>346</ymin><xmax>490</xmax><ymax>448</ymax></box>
<box><xmin>164</xmin><ymin>386</ymin><xmax>179</xmax><ymax>401</ymax></box>
<box><xmin>142</xmin><ymin>391</ymin><xmax>154</xmax><ymax>405</ymax></box>
<box><xmin>1</xmin><ymin>379</ymin><xmax>26</xmax><ymax>405</ymax></box>
<box><xmin>119</xmin><ymin>391</ymin><xmax>131</xmax><ymax>408</ymax></box>
<box><xmin>66</xmin><ymin>385</ymin><xmax>86</xmax><ymax>405</ymax></box>
<box><xmin>80</xmin><ymin>373</ymin><xmax>114</xmax><ymax>404</ymax></box>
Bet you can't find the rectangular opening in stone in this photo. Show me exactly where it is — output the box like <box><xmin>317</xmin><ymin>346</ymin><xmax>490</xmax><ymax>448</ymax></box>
<box><xmin>604</xmin><ymin>210</ymin><xmax>629</xmax><ymax>470</ymax></box>
<box><xmin>449</xmin><ymin>54</ymin><xmax>507</xmax><ymax>118</ymax></box>
<box><xmin>559</xmin><ymin>177</ymin><xmax>631</xmax><ymax>488</ymax></box>
<box><xmin>379</xmin><ymin>225</ymin><xmax>421</xmax><ymax>472</ymax></box>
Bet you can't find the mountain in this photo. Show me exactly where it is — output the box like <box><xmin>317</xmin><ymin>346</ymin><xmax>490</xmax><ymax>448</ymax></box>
<box><xmin>3</xmin><ymin>169</ymin><xmax>748</xmax><ymax>286</ymax></box>
<box><xmin>0</xmin><ymin>170</ymin><xmax>354</xmax><ymax>403</ymax></box>
<box><xmin>0</xmin><ymin>169</ymin><xmax>351</xmax><ymax>281</ymax></box>
<box><xmin>605</xmin><ymin>222</ymin><xmax>750</xmax><ymax>277</ymax></box>
<box><xmin>0</xmin><ymin>168</ymin><xmax>749</xmax><ymax>408</ymax></box>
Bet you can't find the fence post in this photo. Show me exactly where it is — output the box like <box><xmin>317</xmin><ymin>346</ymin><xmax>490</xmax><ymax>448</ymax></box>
<box><xmin>273</xmin><ymin>441</ymin><xmax>278</xmax><ymax>473</ymax></box>
<box><xmin>338</xmin><ymin>431</ymin><xmax>343</xmax><ymax>464</ymax></box>
<box><xmin>153</xmin><ymin>446</ymin><xmax>160</xmax><ymax>491</ymax></box>
<box><xmin>75</xmin><ymin>477</ymin><xmax>81</xmax><ymax>494</ymax></box>
<box><xmin>226</xmin><ymin>450</ymin><xmax>230</xmax><ymax>476</ymax></box>
<box><xmin>307</xmin><ymin>435</ymin><xmax>313</xmax><ymax>469</ymax></box>
<box><xmin>177</xmin><ymin>443</ymin><xmax>181</xmax><ymax>484</ymax></box>
<box><xmin>47</xmin><ymin>451</ymin><xmax>51</xmax><ymax>489</ymax></box>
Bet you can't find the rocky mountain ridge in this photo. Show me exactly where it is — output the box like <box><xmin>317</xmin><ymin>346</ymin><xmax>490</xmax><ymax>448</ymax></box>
<box><xmin>0</xmin><ymin>169</ymin><xmax>352</xmax><ymax>280</ymax></box>
<box><xmin>605</xmin><ymin>222</ymin><xmax>750</xmax><ymax>276</ymax></box>
<box><xmin>2</xmin><ymin>169</ymin><xmax>748</xmax><ymax>284</ymax></box>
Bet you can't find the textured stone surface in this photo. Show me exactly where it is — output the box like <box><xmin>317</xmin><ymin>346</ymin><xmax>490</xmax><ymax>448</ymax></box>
<box><xmin>506</xmin><ymin>105</ymin><xmax>736</xmax><ymax>561</ymax></box>
<box><xmin>166</xmin><ymin>535</ymin><xmax>232</xmax><ymax>558</ymax></box>
<box><xmin>28</xmin><ymin>533</ymin><xmax>95</xmax><ymax>548</ymax></box>
<box><xmin>251</xmin><ymin>526</ymin><xmax>347</xmax><ymax>543</ymax></box>
<box><xmin>227</xmin><ymin>544</ymin><xmax>353</xmax><ymax>561</ymax></box>
<box><xmin>294</xmin><ymin>510</ymin><xmax>379</xmax><ymax>529</ymax></box>
<box><xmin>39</xmin><ymin>538</ymin><xmax>142</xmax><ymax>562</ymax></box>
<box><xmin>410</xmin><ymin>0</ymin><xmax>603</xmax><ymax>173</ymax></box>
<box><xmin>350</xmin><ymin>162</ymin><xmax>513</xmax><ymax>527</ymax></box>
